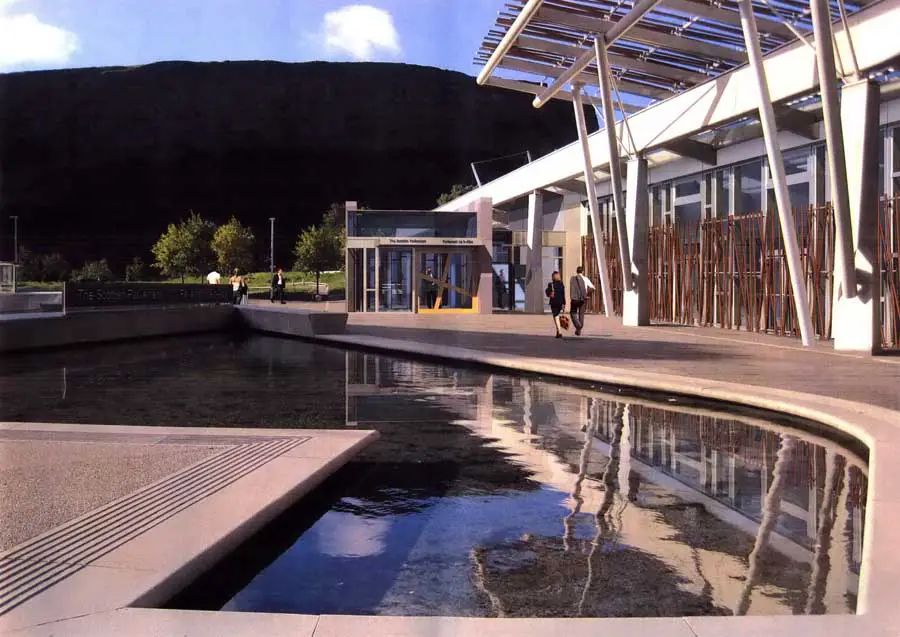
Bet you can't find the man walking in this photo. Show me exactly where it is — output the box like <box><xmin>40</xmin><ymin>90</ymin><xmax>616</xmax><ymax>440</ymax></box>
<box><xmin>568</xmin><ymin>266</ymin><xmax>595</xmax><ymax>336</ymax></box>
<box><xmin>271</xmin><ymin>267</ymin><xmax>286</xmax><ymax>304</ymax></box>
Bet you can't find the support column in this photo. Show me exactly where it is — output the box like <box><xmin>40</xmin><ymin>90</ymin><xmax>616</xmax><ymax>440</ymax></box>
<box><xmin>811</xmin><ymin>0</ymin><xmax>856</xmax><ymax>299</ymax></box>
<box><xmin>572</xmin><ymin>84</ymin><xmax>615</xmax><ymax>316</ymax></box>
<box><xmin>594</xmin><ymin>37</ymin><xmax>634</xmax><ymax>292</ymax></box>
<box><xmin>623</xmin><ymin>157</ymin><xmax>650</xmax><ymax>325</ymax></box>
<box><xmin>475</xmin><ymin>197</ymin><xmax>494</xmax><ymax>315</ymax></box>
<box><xmin>833</xmin><ymin>80</ymin><xmax>882</xmax><ymax>353</ymax></box>
<box><xmin>524</xmin><ymin>190</ymin><xmax>545</xmax><ymax>313</ymax></box>
<box><xmin>737</xmin><ymin>0</ymin><xmax>815</xmax><ymax>347</ymax></box>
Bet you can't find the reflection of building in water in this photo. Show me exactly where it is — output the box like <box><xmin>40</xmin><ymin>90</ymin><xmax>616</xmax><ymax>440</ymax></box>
<box><xmin>344</xmin><ymin>351</ymin><xmax>867</xmax><ymax>616</ymax></box>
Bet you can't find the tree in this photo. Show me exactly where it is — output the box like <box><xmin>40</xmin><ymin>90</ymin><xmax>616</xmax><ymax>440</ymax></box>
<box><xmin>16</xmin><ymin>247</ymin><xmax>41</xmax><ymax>281</ymax></box>
<box><xmin>211</xmin><ymin>217</ymin><xmax>255</xmax><ymax>274</ymax></box>
<box><xmin>40</xmin><ymin>252</ymin><xmax>72</xmax><ymax>282</ymax></box>
<box><xmin>436</xmin><ymin>183</ymin><xmax>476</xmax><ymax>206</ymax></box>
<box><xmin>72</xmin><ymin>258</ymin><xmax>115</xmax><ymax>282</ymax></box>
<box><xmin>293</xmin><ymin>208</ymin><xmax>344</xmax><ymax>296</ymax></box>
<box><xmin>125</xmin><ymin>256</ymin><xmax>146</xmax><ymax>282</ymax></box>
<box><xmin>151</xmin><ymin>211</ymin><xmax>216</xmax><ymax>283</ymax></box>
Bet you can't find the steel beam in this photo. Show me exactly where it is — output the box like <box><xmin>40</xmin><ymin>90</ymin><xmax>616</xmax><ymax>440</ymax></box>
<box><xmin>514</xmin><ymin>34</ymin><xmax>707</xmax><ymax>84</ymax></box>
<box><xmin>660</xmin><ymin>138</ymin><xmax>717</xmax><ymax>164</ymax></box>
<box><xmin>532</xmin><ymin>0</ymin><xmax>674</xmax><ymax>109</ymax></box>
<box><xmin>476</xmin><ymin>0</ymin><xmax>545</xmax><ymax>85</ymax></box>
<box><xmin>737</xmin><ymin>0</ymin><xmax>815</xmax><ymax>347</ymax></box>
<box><xmin>773</xmin><ymin>104</ymin><xmax>819</xmax><ymax>139</ymax></box>
<box><xmin>573</xmin><ymin>84</ymin><xmax>616</xmax><ymax>316</ymax></box>
<box><xmin>811</xmin><ymin>0</ymin><xmax>857</xmax><ymax>299</ymax></box>
<box><xmin>595</xmin><ymin>38</ymin><xmax>634</xmax><ymax>292</ymax></box>
<box><xmin>606</xmin><ymin>0</ymin><xmax>667</xmax><ymax>43</ymax></box>
<box><xmin>483</xmin><ymin>76</ymin><xmax>624</xmax><ymax>109</ymax></box>
<box><xmin>498</xmin><ymin>56</ymin><xmax>671</xmax><ymax>100</ymax></box>
<box><xmin>661</xmin><ymin>0</ymin><xmax>796</xmax><ymax>39</ymax></box>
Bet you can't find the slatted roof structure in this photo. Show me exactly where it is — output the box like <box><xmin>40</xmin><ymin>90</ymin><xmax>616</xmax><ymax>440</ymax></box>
<box><xmin>475</xmin><ymin>0</ymin><xmax>872</xmax><ymax>112</ymax></box>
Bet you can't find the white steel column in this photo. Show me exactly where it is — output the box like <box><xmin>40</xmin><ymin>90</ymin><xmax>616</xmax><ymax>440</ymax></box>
<box><xmin>572</xmin><ymin>84</ymin><xmax>615</xmax><ymax>316</ymax></box>
<box><xmin>525</xmin><ymin>190</ymin><xmax>545</xmax><ymax>313</ymax></box>
<box><xmin>810</xmin><ymin>0</ymin><xmax>856</xmax><ymax>300</ymax></box>
<box><xmin>624</xmin><ymin>157</ymin><xmax>650</xmax><ymax>325</ymax></box>
<box><xmin>737</xmin><ymin>0</ymin><xmax>815</xmax><ymax>347</ymax></box>
<box><xmin>833</xmin><ymin>80</ymin><xmax>882</xmax><ymax>353</ymax></box>
<box><xmin>595</xmin><ymin>37</ymin><xmax>634</xmax><ymax>292</ymax></box>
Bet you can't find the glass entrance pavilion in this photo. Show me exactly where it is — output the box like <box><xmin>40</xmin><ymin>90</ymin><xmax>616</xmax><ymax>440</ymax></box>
<box><xmin>345</xmin><ymin>201</ymin><xmax>493</xmax><ymax>314</ymax></box>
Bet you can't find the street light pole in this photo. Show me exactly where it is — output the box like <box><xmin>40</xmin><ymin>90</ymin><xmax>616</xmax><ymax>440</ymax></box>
<box><xmin>10</xmin><ymin>216</ymin><xmax>18</xmax><ymax>264</ymax></box>
<box><xmin>268</xmin><ymin>217</ymin><xmax>275</xmax><ymax>273</ymax></box>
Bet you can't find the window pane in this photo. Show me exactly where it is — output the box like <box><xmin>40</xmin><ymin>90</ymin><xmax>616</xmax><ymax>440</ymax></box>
<box><xmin>675</xmin><ymin>176</ymin><xmax>700</xmax><ymax>198</ymax></box>
<box><xmin>717</xmin><ymin>169</ymin><xmax>731</xmax><ymax>218</ymax></box>
<box><xmin>675</xmin><ymin>201</ymin><xmax>702</xmax><ymax>226</ymax></box>
<box><xmin>783</xmin><ymin>148</ymin><xmax>808</xmax><ymax>176</ymax></box>
<box><xmin>737</xmin><ymin>160</ymin><xmax>763</xmax><ymax>214</ymax></box>
<box><xmin>350</xmin><ymin>212</ymin><xmax>477</xmax><ymax>237</ymax></box>
<box><xmin>892</xmin><ymin>126</ymin><xmax>900</xmax><ymax>172</ymax></box>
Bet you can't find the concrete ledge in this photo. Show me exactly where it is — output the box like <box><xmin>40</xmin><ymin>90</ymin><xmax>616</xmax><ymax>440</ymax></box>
<box><xmin>0</xmin><ymin>292</ymin><xmax>63</xmax><ymax>315</ymax></box>
<box><xmin>236</xmin><ymin>305</ymin><xmax>347</xmax><ymax>337</ymax></box>
<box><xmin>0</xmin><ymin>305</ymin><xmax>235</xmax><ymax>353</ymax></box>
<box><xmin>0</xmin><ymin>424</ymin><xmax>378</xmax><ymax>633</ymax></box>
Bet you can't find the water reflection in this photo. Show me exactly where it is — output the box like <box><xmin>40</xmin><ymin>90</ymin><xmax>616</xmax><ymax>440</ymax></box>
<box><xmin>0</xmin><ymin>335</ymin><xmax>868</xmax><ymax>617</ymax></box>
<box><xmin>313</xmin><ymin>350</ymin><xmax>865</xmax><ymax>617</ymax></box>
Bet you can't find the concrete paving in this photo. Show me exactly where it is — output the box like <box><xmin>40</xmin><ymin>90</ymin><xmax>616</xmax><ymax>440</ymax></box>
<box><xmin>343</xmin><ymin>312</ymin><xmax>900</xmax><ymax>410</ymax></box>
<box><xmin>0</xmin><ymin>423</ymin><xmax>378</xmax><ymax>633</ymax></box>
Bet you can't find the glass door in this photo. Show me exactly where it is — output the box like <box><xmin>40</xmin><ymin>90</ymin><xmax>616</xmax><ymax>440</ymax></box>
<box><xmin>416</xmin><ymin>250</ymin><xmax>476</xmax><ymax>311</ymax></box>
<box><xmin>378</xmin><ymin>248</ymin><xmax>412</xmax><ymax>311</ymax></box>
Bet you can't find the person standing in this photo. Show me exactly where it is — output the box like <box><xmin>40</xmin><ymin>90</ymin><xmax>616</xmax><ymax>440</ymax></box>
<box><xmin>568</xmin><ymin>265</ymin><xmax>595</xmax><ymax>336</ymax></box>
<box><xmin>271</xmin><ymin>267</ymin><xmax>286</xmax><ymax>304</ymax></box>
<box><xmin>422</xmin><ymin>267</ymin><xmax>438</xmax><ymax>310</ymax></box>
<box><xmin>230</xmin><ymin>269</ymin><xmax>243</xmax><ymax>305</ymax></box>
<box><xmin>206</xmin><ymin>270</ymin><xmax>221</xmax><ymax>285</ymax></box>
<box><xmin>545</xmin><ymin>271</ymin><xmax>566</xmax><ymax>339</ymax></box>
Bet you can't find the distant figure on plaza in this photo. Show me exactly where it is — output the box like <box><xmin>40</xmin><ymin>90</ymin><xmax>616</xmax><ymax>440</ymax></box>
<box><xmin>568</xmin><ymin>266</ymin><xmax>595</xmax><ymax>336</ymax></box>
<box><xmin>545</xmin><ymin>271</ymin><xmax>567</xmax><ymax>339</ymax></box>
<box><xmin>422</xmin><ymin>268</ymin><xmax>438</xmax><ymax>309</ymax></box>
<box><xmin>230</xmin><ymin>269</ymin><xmax>245</xmax><ymax>305</ymax></box>
<box><xmin>206</xmin><ymin>270</ymin><xmax>221</xmax><ymax>285</ymax></box>
<box><xmin>270</xmin><ymin>267</ymin><xmax>286</xmax><ymax>304</ymax></box>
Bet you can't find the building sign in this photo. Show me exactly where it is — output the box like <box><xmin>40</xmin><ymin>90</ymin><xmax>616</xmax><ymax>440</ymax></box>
<box><xmin>64</xmin><ymin>282</ymin><xmax>232</xmax><ymax>309</ymax></box>
<box><xmin>379</xmin><ymin>237</ymin><xmax>482</xmax><ymax>247</ymax></box>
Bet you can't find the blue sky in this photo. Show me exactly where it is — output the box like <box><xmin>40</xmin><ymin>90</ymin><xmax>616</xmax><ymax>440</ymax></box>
<box><xmin>0</xmin><ymin>0</ymin><xmax>501</xmax><ymax>75</ymax></box>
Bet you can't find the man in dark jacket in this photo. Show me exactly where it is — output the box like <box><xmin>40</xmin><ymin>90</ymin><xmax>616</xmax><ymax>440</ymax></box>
<box><xmin>270</xmin><ymin>268</ymin><xmax>286</xmax><ymax>304</ymax></box>
<box><xmin>545</xmin><ymin>271</ymin><xmax>566</xmax><ymax>338</ymax></box>
<box><xmin>568</xmin><ymin>265</ymin><xmax>595</xmax><ymax>336</ymax></box>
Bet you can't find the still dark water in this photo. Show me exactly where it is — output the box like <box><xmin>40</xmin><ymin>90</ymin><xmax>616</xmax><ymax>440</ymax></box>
<box><xmin>0</xmin><ymin>333</ymin><xmax>868</xmax><ymax>617</ymax></box>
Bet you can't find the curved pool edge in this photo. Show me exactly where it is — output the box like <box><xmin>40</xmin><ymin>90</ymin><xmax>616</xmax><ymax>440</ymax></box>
<box><xmin>314</xmin><ymin>332</ymin><xmax>900</xmax><ymax>624</ymax></box>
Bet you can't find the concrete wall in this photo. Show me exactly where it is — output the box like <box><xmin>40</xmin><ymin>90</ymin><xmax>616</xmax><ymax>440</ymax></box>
<box><xmin>0</xmin><ymin>306</ymin><xmax>235</xmax><ymax>353</ymax></box>
<box><xmin>0</xmin><ymin>292</ymin><xmax>63</xmax><ymax>314</ymax></box>
<box><xmin>235</xmin><ymin>306</ymin><xmax>348</xmax><ymax>338</ymax></box>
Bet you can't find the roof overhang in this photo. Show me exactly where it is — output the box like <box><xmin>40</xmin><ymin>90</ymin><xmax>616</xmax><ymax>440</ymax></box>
<box><xmin>439</xmin><ymin>0</ymin><xmax>899</xmax><ymax>210</ymax></box>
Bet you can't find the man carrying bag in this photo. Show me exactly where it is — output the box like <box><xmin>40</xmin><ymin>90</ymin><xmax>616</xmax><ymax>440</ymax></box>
<box><xmin>568</xmin><ymin>266</ymin><xmax>595</xmax><ymax>336</ymax></box>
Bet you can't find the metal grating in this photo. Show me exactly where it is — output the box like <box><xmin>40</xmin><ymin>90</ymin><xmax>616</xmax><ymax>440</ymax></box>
<box><xmin>476</xmin><ymin>0</ymin><xmax>870</xmax><ymax>109</ymax></box>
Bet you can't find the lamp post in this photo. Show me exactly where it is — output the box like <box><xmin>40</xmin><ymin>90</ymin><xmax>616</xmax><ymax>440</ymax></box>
<box><xmin>10</xmin><ymin>216</ymin><xmax>18</xmax><ymax>264</ymax></box>
<box><xmin>268</xmin><ymin>217</ymin><xmax>275</xmax><ymax>273</ymax></box>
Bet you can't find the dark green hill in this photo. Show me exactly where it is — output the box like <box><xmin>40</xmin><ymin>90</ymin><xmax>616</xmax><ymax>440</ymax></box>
<box><xmin>0</xmin><ymin>61</ymin><xmax>583</xmax><ymax>271</ymax></box>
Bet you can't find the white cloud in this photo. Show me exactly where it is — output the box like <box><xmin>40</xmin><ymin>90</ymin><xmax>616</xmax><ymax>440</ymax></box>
<box><xmin>320</xmin><ymin>4</ymin><xmax>401</xmax><ymax>61</ymax></box>
<box><xmin>0</xmin><ymin>0</ymin><xmax>78</xmax><ymax>70</ymax></box>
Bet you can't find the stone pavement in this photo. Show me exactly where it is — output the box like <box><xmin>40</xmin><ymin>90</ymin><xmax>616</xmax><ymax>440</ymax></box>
<box><xmin>0</xmin><ymin>423</ymin><xmax>379</xmax><ymax>633</ymax></box>
<box><xmin>344</xmin><ymin>312</ymin><xmax>900</xmax><ymax>411</ymax></box>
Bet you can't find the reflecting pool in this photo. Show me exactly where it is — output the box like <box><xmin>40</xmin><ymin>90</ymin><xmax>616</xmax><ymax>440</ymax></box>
<box><xmin>0</xmin><ymin>334</ymin><xmax>868</xmax><ymax>617</ymax></box>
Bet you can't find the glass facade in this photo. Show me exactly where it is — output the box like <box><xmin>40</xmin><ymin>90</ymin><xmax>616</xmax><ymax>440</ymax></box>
<box><xmin>348</xmin><ymin>211</ymin><xmax>477</xmax><ymax>238</ymax></box>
